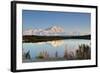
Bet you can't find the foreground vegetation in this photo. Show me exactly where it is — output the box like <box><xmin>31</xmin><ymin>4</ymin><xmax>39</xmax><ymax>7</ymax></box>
<box><xmin>22</xmin><ymin>44</ymin><xmax>91</xmax><ymax>62</ymax></box>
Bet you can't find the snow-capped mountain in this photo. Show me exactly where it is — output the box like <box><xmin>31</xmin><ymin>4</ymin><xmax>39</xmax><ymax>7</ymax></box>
<box><xmin>23</xmin><ymin>26</ymin><xmax>64</xmax><ymax>36</ymax></box>
<box><xmin>23</xmin><ymin>25</ymin><xmax>90</xmax><ymax>36</ymax></box>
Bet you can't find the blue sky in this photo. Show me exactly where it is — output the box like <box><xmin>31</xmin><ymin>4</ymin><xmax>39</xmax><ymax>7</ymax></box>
<box><xmin>22</xmin><ymin>10</ymin><xmax>91</xmax><ymax>34</ymax></box>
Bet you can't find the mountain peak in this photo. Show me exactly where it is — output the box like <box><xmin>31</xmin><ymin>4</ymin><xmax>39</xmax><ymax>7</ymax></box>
<box><xmin>23</xmin><ymin>25</ymin><xmax>64</xmax><ymax>36</ymax></box>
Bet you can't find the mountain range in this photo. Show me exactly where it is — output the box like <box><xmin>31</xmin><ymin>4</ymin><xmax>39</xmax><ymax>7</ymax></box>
<box><xmin>23</xmin><ymin>26</ymin><xmax>65</xmax><ymax>36</ymax></box>
<box><xmin>23</xmin><ymin>25</ymin><xmax>89</xmax><ymax>36</ymax></box>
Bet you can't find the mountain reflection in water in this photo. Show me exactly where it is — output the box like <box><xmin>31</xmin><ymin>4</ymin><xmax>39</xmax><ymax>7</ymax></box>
<box><xmin>36</xmin><ymin>40</ymin><xmax>64</xmax><ymax>47</ymax></box>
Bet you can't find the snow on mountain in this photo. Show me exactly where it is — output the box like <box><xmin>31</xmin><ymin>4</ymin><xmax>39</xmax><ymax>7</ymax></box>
<box><xmin>23</xmin><ymin>26</ymin><xmax>64</xmax><ymax>36</ymax></box>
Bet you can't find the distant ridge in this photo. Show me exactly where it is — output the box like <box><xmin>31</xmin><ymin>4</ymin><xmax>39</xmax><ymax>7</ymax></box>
<box><xmin>23</xmin><ymin>34</ymin><xmax>91</xmax><ymax>43</ymax></box>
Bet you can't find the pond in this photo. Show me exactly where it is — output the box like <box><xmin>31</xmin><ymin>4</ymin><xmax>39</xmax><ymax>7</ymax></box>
<box><xmin>22</xmin><ymin>39</ymin><xmax>91</xmax><ymax>63</ymax></box>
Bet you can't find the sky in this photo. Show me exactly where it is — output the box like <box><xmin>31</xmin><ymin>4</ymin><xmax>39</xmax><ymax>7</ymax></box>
<box><xmin>22</xmin><ymin>10</ymin><xmax>91</xmax><ymax>35</ymax></box>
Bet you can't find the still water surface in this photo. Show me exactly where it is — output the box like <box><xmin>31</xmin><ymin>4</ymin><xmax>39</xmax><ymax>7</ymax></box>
<box><xmin>22</xmin><ymin>39</ymin><xmax>90</xmax><ymax>62</ymax></box>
